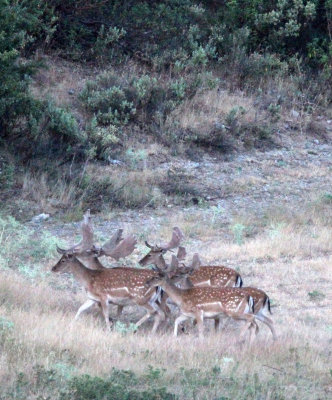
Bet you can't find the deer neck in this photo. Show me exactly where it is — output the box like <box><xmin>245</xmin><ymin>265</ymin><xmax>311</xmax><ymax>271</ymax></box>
<box><xmin>69</xmin><ymin>258</ymin><xmax>96</xmax><ymax>287</ymax></box>
<box><xmin>79</xmin><ymin>256</ymin><xmax>104</xmax><ymax>270</ymax></box>
<box><xmin>160</xmin><ymin>280</ymin><xmax>184</xmax><ymax>308</ymax></box>
<box><xmin>181</xmin><ymin>277</ymin><xmax>194</xmax><ymax>289</ymax></box>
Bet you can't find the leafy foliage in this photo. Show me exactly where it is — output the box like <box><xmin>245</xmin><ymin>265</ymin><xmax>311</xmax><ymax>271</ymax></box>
<box><xmin>0</xmin><ymin>0</ymin><xmax>331</xmax><ymax>165</ymax></box>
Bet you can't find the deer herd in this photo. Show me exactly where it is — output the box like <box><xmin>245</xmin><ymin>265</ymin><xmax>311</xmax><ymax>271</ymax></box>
<box><xmin>52</xmin><ymin>210</ymin><xmax>276</xmax><ymax>344</ymax></box>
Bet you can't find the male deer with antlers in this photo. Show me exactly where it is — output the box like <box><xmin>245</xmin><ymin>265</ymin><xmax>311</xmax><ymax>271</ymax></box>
<box><xmin>52</xmin><ymin>253</ymin><xmax>167</xmax><ymax>331</ymax></box>
<box><xmin>52</xmin><ymin>214</ymin><xmax>185</xmax><ymax>331</ymax></box>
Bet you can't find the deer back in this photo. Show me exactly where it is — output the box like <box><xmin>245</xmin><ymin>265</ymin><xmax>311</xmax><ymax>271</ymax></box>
<box><xmin>189</xmin><ymin>265</ymin><xmax>242</xmax><ymax>288</ymax></box>
<box><xmin>88</xmin><ymin>267</ymin><xmax>158</xmax><ymax>303</ymax></box>
<box><xmin>171</xmin><ymin>286</ymin><xmax>251</xmax><ymax>316</ymax></box>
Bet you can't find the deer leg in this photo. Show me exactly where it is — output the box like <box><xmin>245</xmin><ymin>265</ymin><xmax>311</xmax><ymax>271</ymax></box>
<box><xmin>135</xmin><ymin>311</ymin><xmax>154</xmax><ymax>328</ymax></box>
<box><xmin>248</xmin><ymin>322</ymin><xmax>257</xmax><ymax>346</ymax></box>
<box><xmin>100</xmin><ymin>301</ymin><xmax>111</xmax><ymax>330</ymax></box>
<box><xmin>214</xmin><ymin>318</ymin><xmax>220</xmax><ymax>331</ymax></box>
<box><xmin>135</xmin><ymin>303</ymin><xmax>158</xmax><ymax>330</ymax></box>
<box><xmin>255</xmin><ymin>314</ymin><xmax>277</xmax><ymax>340</ymax></box>
<box><xmin>174</xmin><ymin>315</ymin><xmax>190</xmax><ymax>337</ymax></box>
<box><xmin>116</xmin><ymin>305</ymin><xmax>124</xmax><ymax>318</ymax></box>
<box><xmin>216</xmin><ymin>316</ymin><xmax>231</xmax><ymax>332</ymax></box>
<box><xmin>159</xmin><ymin>293</ymin><xmax>171</xmax><ymax>316</ymax></box>
<box><xmin>150</xmin><ymin>300</ymin><xmax>165</xmax><ymax>334</ymax></box>
<box><xmin>195</xmin><ymin>311</ymin><xmax>205</xmax><ymax>339</ymax></box>
<box><xmin>74</xmin><ymin>299</ymin><xmax>96</xmax><ymax>320</ymax></box>
<box><xmin>233</xmin><ymin>314</ymin><xmax>258</xmax><ymax>340</ymax></box>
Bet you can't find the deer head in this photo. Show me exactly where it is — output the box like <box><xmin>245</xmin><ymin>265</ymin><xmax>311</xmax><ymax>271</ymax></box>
<box><xmin>139</xmin><ymin>227</ymin><xmax>184</xmax><ymax>266</ymax></box>
<box><xmin>145</xmin><ymin>253</ymin><xmax>201</xmax><ymax>287</ymax></box>
<box><xmin>52</xmin><ymin>252</ymin><xmax>78</xmax><ymax>273</ymax></box>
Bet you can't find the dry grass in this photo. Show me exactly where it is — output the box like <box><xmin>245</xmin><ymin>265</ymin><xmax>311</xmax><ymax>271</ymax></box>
<box><xmin>167</xmin><ymin>89</ymin><xmax>259</xmax><ymax>133</ymax></box>
<box><xmin>31</xmin><ymin>55</ymin><xmax>91</xmax><ymax>110</ymax></box>
<box><xmin>0</xmin><ymin>249</ymin><xmax>331</xmax><ymax>399</ymax></box>
<box><xmin>1</xmin><ymin>195</ymin><xmax>331</xmax><ymax>398</ymax></box>
<box><xmin>22</xmin><ymin>172</ymin><xmax>77</xmax><ymax>211</ymax></box>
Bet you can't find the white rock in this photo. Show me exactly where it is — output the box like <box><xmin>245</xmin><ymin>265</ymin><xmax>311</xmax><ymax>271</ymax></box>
<box><xmin>31</xmin><ymin>213</ymin><xmax>50</xmax><ymax>223</ymax></box>
<box><xmin>291</xmin><ymin>110</ymin><xmax>299</xmax><ymax>118</ymax></box>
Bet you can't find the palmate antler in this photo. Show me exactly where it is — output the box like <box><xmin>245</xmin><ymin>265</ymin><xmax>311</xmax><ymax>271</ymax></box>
<box><xmin>56</xmin><ymin>209</ymin><xmax>94</xmax><ymax>254</ymax></box>
<box><xmin>97</xmin><ymin>234</ymin><xmax>137</xmax><ymax>260</ymax></box>
<box><xmin>145</xmin><ymin>227</ymin><xmax>184</xmax><ymax>252</ymax></box>
<box><xmin>56</xmin><ymin>210</ymin><xmax>136</xmax><ymax>260</ymax></box>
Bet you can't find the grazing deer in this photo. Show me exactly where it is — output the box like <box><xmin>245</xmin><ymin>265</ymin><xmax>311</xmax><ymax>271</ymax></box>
<box><xmin>52</xmin><ymin>252</ymin><xmax>166</xmax><ymax>332</ymax></box>
<box><xmin>145</xmin><ymin>265</ymin><xmax>258</xmax><ymax>341</ymax></box>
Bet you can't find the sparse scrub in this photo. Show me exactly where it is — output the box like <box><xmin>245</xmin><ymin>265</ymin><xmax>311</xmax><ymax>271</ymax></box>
<box><xmin>80</xmin><ymin>170</ymin><xmax>163</xmax><ymax>210</ymax></box>
<box><xmin>165</xmin><ymin>88</ymin><xmax>276</xmax><ymax>150</ymax></box>
<box><xmin>231</xmin><ymin>223</ymin><xmax>246</xmax><ymax>245</ymax></box>
<box><xmin>0</xmin><ymin>214</ymin><xmax>59</xmax><ymax>272</ymax></box>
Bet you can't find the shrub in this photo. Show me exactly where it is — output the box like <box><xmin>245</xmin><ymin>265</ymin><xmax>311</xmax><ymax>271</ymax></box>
<box><xmin>81</xmin><ymin>84</ymin><xmax>136</xmax><ymax>126</ymax></box>
<box><xmin>0</xmin><ymin>0</ymin><xmax>52</xmax><ymax>135</ymax></box>
<box><xmin>2</xmin><ymin>367</ymin><xmax>175</xmax><ymax>400</ymax></box>
<box><xmin>0</xmin><ymin>155</ymin><xmax>15</xmax><ymax>189</ymax></box>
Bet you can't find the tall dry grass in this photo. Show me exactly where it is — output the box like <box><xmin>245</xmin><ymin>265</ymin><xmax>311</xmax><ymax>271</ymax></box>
<box><xmin>0</xmin><ymin>262</ymin><xmax>330</xmax><ymax>399</ymax></box>
<box><xmin>167</xmin><ymin>89</ymin><xmax>259</xmax><ymax>133</ymax></box>
<box><xmin>1</xmin><ymin>196</ymin><xmax>331</xmax><ymax>398</ymax></box>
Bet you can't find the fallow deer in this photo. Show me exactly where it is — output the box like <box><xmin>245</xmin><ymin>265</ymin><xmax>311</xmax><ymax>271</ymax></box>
<box><xmin>51</xmin><ymin>253</ymin><xmax>166</xmax><ymax>332</ymax></box>
<box><xmin>145</xmin><ymin>265</ymin><xmax>258</xmax><ymax>341</ymax></box>
<box><xmin>52</xmin><ymin>220</ymin><xmax>188</xmax><ymax>331</ymax></box>
<box><xmin>56</xmin><ymin>209</ymin><xmax>137</xmax><ymax>317</ymax></box>
<box><xmin>176</xmin><ymin>254</ymin><xmax>276</xmax><ymax>339</ymax></box>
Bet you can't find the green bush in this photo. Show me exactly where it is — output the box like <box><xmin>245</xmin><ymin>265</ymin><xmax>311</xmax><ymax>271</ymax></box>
<box><xmin>81</xmin><ymin>82</ymin><xmax>136</xmax><ymax>126</ymax></box>
<box><xmin>0</xmin><ymin>214</ymin><xmax>59</xmax><ymax>272</ymax></box>
<box><xmin>2</xmin><ymin>367</ymin><xmax>175</xmax><ymax>400</ymax></box>
<box><xmin>0</xmin><ymin>0</ymin><xmax>47</xmax><ymax>135</ymax></box>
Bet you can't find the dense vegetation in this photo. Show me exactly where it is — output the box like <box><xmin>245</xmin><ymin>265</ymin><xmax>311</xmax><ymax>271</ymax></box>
<box><xmin>0</xmin><ymin>1</ymin><xmax>331</xmax><ymax>212</ymax></box>
<box><xmin>0</xmin><ymin>0</ymin><xmax>332</xmax><ymax>159</ymax></box>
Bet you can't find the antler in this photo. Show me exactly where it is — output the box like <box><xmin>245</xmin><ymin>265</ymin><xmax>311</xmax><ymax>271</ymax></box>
<box><xmin>98</xmin><ymin>234</ymin><xmax>137</xmax><ymax>260</ymax></box>
<box><xmin>173</xmin><ymin>253</ymin><xmax>201</xmax><ymax>276</ymax></box>
<box><xmin>145</xmin><ymin>227</ymin><xmax>184</xmax><ymax>252</ymax></box>
<box><xmin>191</xmin><ymin>253</ymin><xmax>201</xmax><ymax>270</ymax></box>
<box><xmin>56</xmin><ymin>209</ymin><xmax>94</xmax><ymax>255</ymax></box>
<box><xmin>176</xmin><ymin>246</ymin><xmax>186</xmax><ymax>261</ymax></box>
<box><xmin>56</xmin><ymin>210</ymin><xmax>136</xmax><ymax>260</ymax></box>
<box><xmin>99</xmin><ymin>229</ymin><xmax>123</xmax><ymax>253</ymax></box>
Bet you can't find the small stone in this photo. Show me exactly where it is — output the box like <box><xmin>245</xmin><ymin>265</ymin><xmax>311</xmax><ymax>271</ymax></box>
<box><xmin>31</xmin><ymin>213</ymin><xmax>50</xmax><ymax>223</ymax></box>
<box><xmin>108</xmin><ymin>158</ymin><xmax>123</xmax><ymax>165</ymax></box>
<box><xmin>291</xmin><ymin>110</ymin><xmax>299</xmax><ymax>118</ymax></box>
